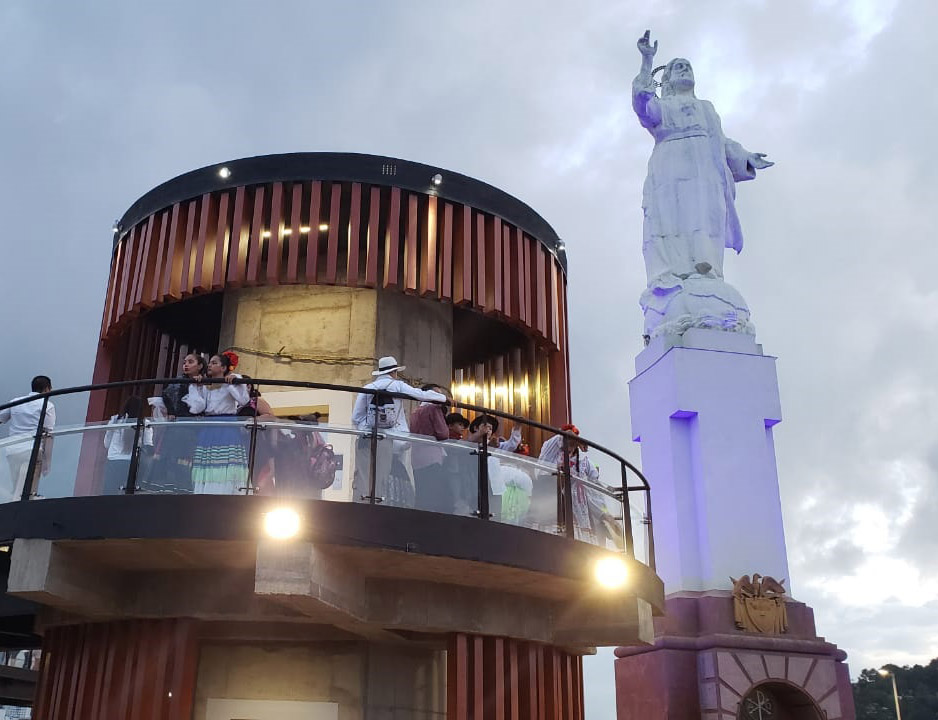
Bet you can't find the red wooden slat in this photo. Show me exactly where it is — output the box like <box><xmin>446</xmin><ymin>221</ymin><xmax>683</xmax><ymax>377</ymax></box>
<box><xmin>347</xmin><ymin>182</ymin><xmax>362</xmax><ymax>286</ymax></box>
<box><xmin>364</xmin><ymin>186</ymin><xmax>380</xmax><ymax>287</ymax></box>
<box><xmin>549</xmin><ymin>259</ymin><xmax>560</xmax><ymax>347</ymax></box>
<box><xmin>96</xmin><ymin>623</ymin><xmax>121</xmax><ymax>718</ymax></box>
<box><xmin>212</xmin><ymin>193</ymin><xmax>230</xmax><ymax>290</ymax></box>
<box><xmin>160</xmin><ymin>203</ymin><xmax>182</xmax><ymax>299</ymax></box>
<box><xmin>147</xmin><ymin>621</ymin><xmax>173</xmax><ymax>720</ymax></box>
<box><xmin>512</xmin><ymin>227</ymin><xmax>526</xmax><ymax>323</ymax></box>
<box><xmin>535</xmin><ymin>244</ymin><xmax>547</xmax><ymax>337</ymax></box>
<box><xmin>267</xmin><ymin>182</ymin><xmax>284</xmax><ymax>285</ymax></box>
<box><xmin>179</xmin><ymin>199</ymin><xmax>198</xmax><ymax>294</ymax></box>
<box><xmin>305</xmin><ymin>181</ymin><xmax>322</xmax><ymax>283</ymax></box>
<box><xmin>130</xmin><ymin>622</ymin><xmax>154</xmax><ymax>720</ymax></box>
<box><xmin>168</xmin><ymin>620</ymin><xmax>199</xmax><ymax>720</ymax></box>
<box><xmin>115</xmin><ymin>621</ymin><xmax>139</xmax><ymax>719</ymax></box>
<box><xmin>447</xmin><ymin>634</ymin><xmax>467</xmax><ymax>720</ymax></box>
<box><xmin>421</xmin><ymin>194</ymin><xmax>438</xmax><ymax>296</ymax></box>
<box><xmin>192</xmin><ymin>193</ymin><xmax>213</xmax><ymax>291</ymax></box>
<box><xmin>475</xmin><ymin>212</ymin><xmax>486</xmax><ymax>308</ymax></box>
<box><xmin>384</xmin><ymin>187</ymin><xmax>401</xmax><ymax>288</ymax></box>
<box><xmin>453</xmin><ymin>205</ymin><xmax>472</xmax><ymax>305</ymax></box>
<box><xmin>441</xmin><ymin>202</ymin><xmax>453</xmax><ymax>300</ymax></box>
<box><xmin>508</xmin><ymin>640</ymin><xmax>519</xmax><ymax>720</ymax></box>
<box><xmin>101</xmin><ymin>252</ymin><xmax>120</xmax><ymax>337</ymax></box>
<box><xmin>149</xmin><ymin>210</ymin><xmax>170</xmax><ymax>304</ymax></box>
<box><xmin>114</xmin><ymin>225</ymin><xmax>137</xmax><ymax>322</ymax></box>
<box><xmin>502</xmin><ymin>224</ymin><xmax>512</xmax><ymax>319</ymax></box>
<box><xmin>286</xmin><ymin>183</ymin><xmax>303</xmax><ymax>284</ymax></box>
<box><xmin>523</xmin><ymin>234</ymin><xmax>534</xmax><ymax>327</ymax></box>
<box><xmin>140</xmin><ymin>212</ymin><xmax>165</xmax><ymax>309</ymax></box>
<box><xmin>227</xmin><ymin>187</ymin><xmax>248</xmax><ymax>286</ymax></box>
<box><xmin>47</xmin><ymin>627</ymin><xmax>68</xmax><ymax>717</ymax></box>
<box><xmin>473</xmin><ymin>636</ymin><xmax>485</xmax><ymax>720</ymax></box>
<box><xmin>494</xmin><ymin>637</ymin><xmax>505</xmax><ymax>720</ymax></box>
<box><xmin>325</xmin><ymin>182</ymin><xmax>341</xmax><ymax>284</ymax></box>
<box><xmin>404</xmin><ymin>192</ymin><xmax>419</xmax><ymax>292</ymax></box>
<box><xmin>132</xmin><ymin>215</ymin><xmax>155</xmax><ymax>307</ymax></box>
<box><xmin>246</xmin><ymin>186</ymin><xmax>266</xmax><ymax>285</ymax></box>
<box><xmin>491</xmin><ymin>216</ymin><xmax>503</xmax><ymax>312</ymax></box>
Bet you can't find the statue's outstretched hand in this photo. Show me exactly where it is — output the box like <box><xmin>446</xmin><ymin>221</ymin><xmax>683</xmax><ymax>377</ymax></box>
<box><xmin>749</xmin><ymin>152</ymin><xmax>774</xmax><ymax>170</ymax></box>
<box><xmin>637</xmin><ymin>30</ymin><xmax>658</xmax><ymax>58</ymax></box>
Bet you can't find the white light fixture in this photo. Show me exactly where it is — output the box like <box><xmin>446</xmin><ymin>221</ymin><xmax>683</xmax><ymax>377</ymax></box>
<box><xmin>112</xmin><ymin>220</ymin><xmax>120</xmax><ymax>235</ymax></box>
<box><xmin>300</xmin><ymin>226</ymin><xmax>311</xmax><ymax>233</ymax></box>
<box><xmin>264</xmin><ymin>507</ymin><xmax>301</xmax><ymax>540</ymax></box>
<box><xmin>431</xmin><ymin>173</ymin><xmax>443</xmax><ymax>186</ymax></box>
<box><xmin>318</xmin><ymin>223</ymin><xmax>329</xmax><ymax>232</ymax></box>
<box><xmin>218</xmin><ymin>166</ymin><xmax>232</xmax><ymax>179</ymax></box>
<box><xmin>282</xmin><ymin>228</ymin><xmax>292</xmax><ymax>236</ymax></box>
<box><xmin>557</xmin><ymin>241</ymin><xmax>566</xmax><ymax>252</ymax></box>
<box><xmin>0</xmin><ymin>545</ymin><xmax>10</xmax><ymax>553</ymax></box>
<box><xmin>261</xmin><ymin>230</ymin><xmax>271</xmax><ymax>239</ymax></box>
<box><xmin>594</xmin><ymin>555</ymin><xmax>628</xmax><ymax>589</ymax></box>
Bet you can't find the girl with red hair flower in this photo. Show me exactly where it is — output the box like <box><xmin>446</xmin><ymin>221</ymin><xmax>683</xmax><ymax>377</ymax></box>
<box><xmin>183</xmin><ymin>350</ymin><xmax>251</xmax><ymax>494</ymax></box>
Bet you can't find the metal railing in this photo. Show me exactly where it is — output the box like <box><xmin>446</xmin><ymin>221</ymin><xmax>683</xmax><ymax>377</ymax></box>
<box><xmin>0</xmin><ymin>378</ymin><xmax>655</xmax><ymax>570</ymax></box>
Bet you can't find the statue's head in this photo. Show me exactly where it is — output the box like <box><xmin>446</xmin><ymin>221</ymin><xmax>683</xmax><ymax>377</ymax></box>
<box><xmin>662</xmin><ymin>58</ymin><xmax>694</xmax><ymax>96</ymax></box>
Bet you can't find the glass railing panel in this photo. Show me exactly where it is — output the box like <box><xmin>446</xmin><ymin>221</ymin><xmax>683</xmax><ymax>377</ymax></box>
<box><xmin>0</xmin><ymin>434</ymin><xmax>38</xmax><ymax>504</ymax></box>
<box><xmin>488</xmin><ymin>449</ymin><xmax>562</xmax><ymax>534</ymax></box>
<box><xmin>32</xmin><ymin>424</ymin><xmax>112</xmax><ymax>499</ymax></box>
<box><xmin>136</xmin><ymin>418</ymin><xmax>204</xmax><ymax>494</ymax></box>
<box><xmin>246</xmin><ymin>421</ymin><xmax>353</xmax><ymax>501</ymax></box>
<box><xmin>563</xmin><ymin>444</ymin><xmax>629</xmax><ymax>550</ymax></box>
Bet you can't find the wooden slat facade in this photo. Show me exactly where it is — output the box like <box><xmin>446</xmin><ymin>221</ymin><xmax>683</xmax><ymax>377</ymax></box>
<box><xmin>103</xmin><ymin>180</ymin><xmax>568</xmax><ymax>353</ymax></box>
<box><xmin>446</xmin><ymin>634</ymin><xmax>584</xmax><ymax>720</ymax></box>
<box><xmin>34</xmin><ymin>619</ymin><xmax>199</xmax><ymax>720</ymax></box>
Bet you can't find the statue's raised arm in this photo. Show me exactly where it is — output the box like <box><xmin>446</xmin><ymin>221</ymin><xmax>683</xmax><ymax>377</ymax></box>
<box><xmin>630</xmin><ymin>31</ymin><xmax>774</xmax><ymax>340</ymax></box>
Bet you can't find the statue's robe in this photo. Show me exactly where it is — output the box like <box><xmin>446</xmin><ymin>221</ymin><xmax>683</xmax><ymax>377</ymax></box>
<box><xmin>632</xmin><ymin>76</ymin><xmax>756</xmax><ymax>293</ymax></box>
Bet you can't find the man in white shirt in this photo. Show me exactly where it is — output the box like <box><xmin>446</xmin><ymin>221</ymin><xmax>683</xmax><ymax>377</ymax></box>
<box><xmin>0</xmin><ymin>375</ymin><xmax>56</xmax><ymax>501</ymax></box>
<box><xmin>350</xmin><ymin>357</ymin><xmax>446</xmax><ymax>505</ymax></box>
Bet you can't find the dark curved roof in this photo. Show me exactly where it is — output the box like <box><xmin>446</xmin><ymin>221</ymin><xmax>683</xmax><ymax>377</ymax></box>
<box><xmin>117</xmin><ymin>152</ymin><xmax>566</xmax><ymax>270</ymax></box>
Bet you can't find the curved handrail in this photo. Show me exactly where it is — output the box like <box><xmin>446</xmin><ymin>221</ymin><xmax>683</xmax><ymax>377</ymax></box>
<box><xmin>0</xmin><ymin>377</ymin><xmax>655</xmax><ymax>570</ymax></box>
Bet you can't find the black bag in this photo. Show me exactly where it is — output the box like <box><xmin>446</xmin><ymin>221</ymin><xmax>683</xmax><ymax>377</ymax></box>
<box><xmin>309</xmin><ymin>444</ymin><xmax>338</xmax><ymax>490</ymax></box>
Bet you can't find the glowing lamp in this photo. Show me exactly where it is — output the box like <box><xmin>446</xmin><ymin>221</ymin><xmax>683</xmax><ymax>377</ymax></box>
<box><xmin>264</xmin><ymin>508</ymin><xmax>301</xmax><ymax>540</ymax></box>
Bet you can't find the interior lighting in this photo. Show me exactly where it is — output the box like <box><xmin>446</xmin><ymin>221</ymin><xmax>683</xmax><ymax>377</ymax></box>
<box><xmin>218</xmin><ymin>166</ymin><xmax>232</xmax><ymax>179</ymax></box>
<box><xmin>282</xmin><ymin>228</ymin><xmax>292</xmax><ymax>236</ymax></box>
<box><xmin>594</xmin><ymin>555</ymin><xmax>628</xmax><ymax>589</ymax></box>
<box><xmin>431</xmin><ymin>173</ymin><xmax>443</xmax><ymax>186</ymax></box>
<box><xmin>300</xmin><ymin>226</ymin><xmax>311</xmax><ymax>233</ymax></box>
<box><xmin>0</xmin><ymin>546</ymin><xmax>9</xmax><ymax>553</ymax></box>
<box><xmin>318</xmin><ymin>223</ymin><xmax>329</xmax><ymax>232</ymax></box>
<box><xmin>264</xmin><ymin>507</ymin><xmax>301</xmax><ymax>540</ymax></box>
<box><xmin>261</xmin><ymin>230</ymin><xmax>271</xmax><ymax>239</ymax></box>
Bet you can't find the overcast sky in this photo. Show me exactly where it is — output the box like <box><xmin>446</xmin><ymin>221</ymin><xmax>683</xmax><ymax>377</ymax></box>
<box><xmin>1</xmin><ymin>0</ymin><xmax>936</xmax><ymax>716</ymax></box>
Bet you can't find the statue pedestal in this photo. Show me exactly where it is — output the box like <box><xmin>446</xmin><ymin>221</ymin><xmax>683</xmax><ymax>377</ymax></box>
<box><xmin>629</xmin><ymin>329</ymin><xmax>789</xmax><ymax>593</ymax></box>
<box><xmin>614</xmin><ymin>594</ymin><xmax>856</xmax><ymax>719</ymax></box>
<box><xmin>621</xmin><ymin>329</ymin><xmax>855</xmax><ymax>718</ymax></box>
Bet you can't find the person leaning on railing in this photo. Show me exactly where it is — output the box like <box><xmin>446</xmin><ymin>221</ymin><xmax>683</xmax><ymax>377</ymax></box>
<box><xmin>350</xmin><ymin>356</ymin><xmax>446</xmax><ymax>507</ymax></box>
<box><xmin>153</xmin><ymin>352</ymin><xmax>208</xmax><ymax>493</ymax></box>
<box><xmin>0</xmin><ymin>375</ymin><xmax>55</xmax><ymax>501</ymax></box>
<box><xmin>183</xmin><ymin>351</ymin><xmax>251</xmax><ymax>495</ymax></box>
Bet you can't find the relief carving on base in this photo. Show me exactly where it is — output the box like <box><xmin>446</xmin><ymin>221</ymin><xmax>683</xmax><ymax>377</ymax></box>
<box><xmin>730</xmin><ymin>574</ymin><xmax>788</xmax><ymax>634</ymax></box>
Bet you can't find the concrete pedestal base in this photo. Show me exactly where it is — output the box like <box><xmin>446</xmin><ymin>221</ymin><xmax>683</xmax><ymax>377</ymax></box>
<box><xmin>614</xmin><ymin>594</ymin><xmax>856</xmax><ymax>720</ymax></box>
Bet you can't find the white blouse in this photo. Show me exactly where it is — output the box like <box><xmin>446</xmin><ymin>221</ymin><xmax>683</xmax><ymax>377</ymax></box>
<box><xmin>182</xmin><ymin>375</ymin><xmax>251</xmax><ymax>416</ymax></box>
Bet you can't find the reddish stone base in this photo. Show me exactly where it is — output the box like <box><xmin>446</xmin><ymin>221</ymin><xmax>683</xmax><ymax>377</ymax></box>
<box><xmin>614</xmin><ymin>593</ymin><xmax>856</xmax><ymax>720</ymax></box>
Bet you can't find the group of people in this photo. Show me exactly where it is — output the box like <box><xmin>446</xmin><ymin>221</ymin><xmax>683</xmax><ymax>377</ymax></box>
<box><xmin>349</xmin><ymin>356</ymin><xmax>620</xmax><ymax>544</ymax></box>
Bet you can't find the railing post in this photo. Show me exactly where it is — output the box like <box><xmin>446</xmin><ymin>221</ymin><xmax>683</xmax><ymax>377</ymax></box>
<box><xmin>619</xmin><ymin>463</ymin><xmax>635</xmax><ymax>559</ymax></box>
<box><xmin>366</xmin><ymin>419</ymin><xmax>380</xmax><ymax>504</ymax></box>
<box><xmin>474</xmin><ymin>436</ymin><xmax>491</xmax><ymax>519</ymax></box>
<box><xmin>245</xmin><ymin>387</ymin><xmax>260</xmax><ymax>495</ymax></box>
<box><xmin>560</xmin><ymin>436</ymin><xmax>574</xmax><ymax>539</ymax></box>
<box><xmin>125</xmin><ymin>413</ymin><xmax>147</xmax><ymax>494</ymax></box>
<box><xmin>21</xmin><ymin>396</ymin><xmax>49</xmax><ymax>502</ymax></box>
<box><xmin>644</xmin><ymin>487</ymin><xmax>656</xmax><ymax>572</ymax></box>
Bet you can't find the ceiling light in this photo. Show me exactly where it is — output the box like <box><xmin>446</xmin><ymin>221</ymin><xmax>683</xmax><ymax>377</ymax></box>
<box><xmin>282</xmin><ymin>229</ymin><xmax>292</xmax><ymax>236</ymax></box>
<box><xmin>431</xmin><ymin>173</ymin><xmax>443</xmax><ymax>186</ymax></box>
<box><xmin>300</xmin><ymin>226</ymin><xmax>311</xmax><ymax>233</ymax></box>
<box><xmin>218</xmin><ymin>166</ymin><xmax>231</xmax><ymax>179</ymax></box>
<box><xmin>261</xmin><ymin>230</ymin><xmax>271</xmax><ymax>239</ymax></box>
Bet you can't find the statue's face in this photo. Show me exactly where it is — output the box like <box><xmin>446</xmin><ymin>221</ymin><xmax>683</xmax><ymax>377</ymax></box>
<box><xmin>667</xmin><ymin>58</ymin><xmax>694</xmax><ymax>90</ymax></box>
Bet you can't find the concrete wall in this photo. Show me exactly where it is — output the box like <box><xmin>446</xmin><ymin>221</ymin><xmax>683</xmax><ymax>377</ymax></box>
<box><xmin>375</xmin><ymin>289</ymin><xmax>453</xmax><ymax>389</ymax></box>
<box><xmin>193</xmin><ymin>642</ymin><xmax>445</xmax><ymax>720</ymax></box>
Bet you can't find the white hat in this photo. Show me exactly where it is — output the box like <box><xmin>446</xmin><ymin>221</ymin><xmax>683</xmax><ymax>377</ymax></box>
<box><xmin>372</xmin><ymin>356</ymin><xmax>405</xmax><ymax>376</ymax></box>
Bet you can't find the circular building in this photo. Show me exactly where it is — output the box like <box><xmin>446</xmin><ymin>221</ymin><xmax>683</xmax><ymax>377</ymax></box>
<box><xmin>0</xmin><ymin>154</ymin><xmax>663</xmax><ymax>719</ymax></box>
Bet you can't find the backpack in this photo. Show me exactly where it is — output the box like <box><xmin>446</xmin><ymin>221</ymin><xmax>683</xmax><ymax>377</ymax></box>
<box><xmin>309</xmin><ymin>444</ymin><xmax>338</xmax><ymax>490</ymax></box>
<box><xmin>366</xmin><ymin>381</ymin><xmax>399</xmax><ymax>429</ymax></box>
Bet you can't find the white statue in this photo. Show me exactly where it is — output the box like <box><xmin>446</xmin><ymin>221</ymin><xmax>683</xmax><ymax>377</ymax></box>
<box><xmin>633</xmin><ymin>30</ymin><xmax>773</xmax><ymax>339</ymax></box>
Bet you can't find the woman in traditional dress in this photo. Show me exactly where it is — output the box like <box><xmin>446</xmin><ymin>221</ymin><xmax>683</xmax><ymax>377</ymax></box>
<box><xmin>184</xmin><ymin>351</ymin><xmax>251</xmax><ymax>494</ymax></box>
